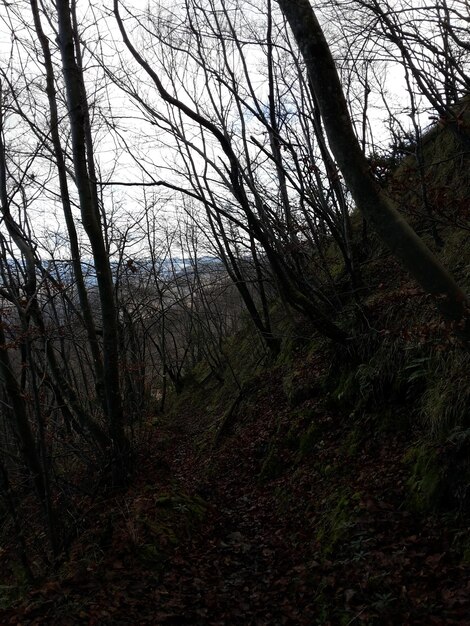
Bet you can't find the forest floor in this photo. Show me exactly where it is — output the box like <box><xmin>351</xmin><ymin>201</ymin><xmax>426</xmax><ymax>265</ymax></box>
<box><xmin>1</xmin><ymin>360</ymin><xmax>470</xmax><ymax>625</ymax></box>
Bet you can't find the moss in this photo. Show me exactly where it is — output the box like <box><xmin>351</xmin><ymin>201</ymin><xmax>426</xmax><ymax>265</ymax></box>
<box><xmin>406</xmin><ymin>445</ymin><xmax>443</xmax><ymax>511</ymax></box>
<box><xmin>390</xmin><ymin>109</ymin><xmax>470</xmax><ymax>235</ymax></box>
<box><xmin>273</xmin><ymin>485</ymin><xmax>295</xmax><ymax>514</ymax></box>
<box><xmin>259</xmin><ymin>445</ymin><xmax>285</xmax><ymax>481</ymax></box>
<box><xmin>283</xmin><ymin>368</ymin><xmax>322</xmax><ymax>407</ymax></box>
<box><xmin>0</xmin><ymin>562</ymin><xmax>29</xmax><ymax>610</ymax></box>
<box><xmin>341</xmin><ymin>429</ymin><xmax>361</xmax><ymax>457</ymax></box>
<box><xmin>279</xmin><ymin>405</ymin><xmax>327</xmax><ymax>459</ymax></box>
<box><xmin>449</xmin><ymin>529</ymin><xmax>470</xmax><ymax>565</ymax></box>
<box><xmin>285</xmin><ymin>424</ymin><xmax>300</xmax><ymax>451</ymax></box>
<box><xmin>298</xmin><ymin>423</ymin><xmax>322</xmax><ymax>458</ymax></box>
<box><xmin>137</xmin><ymin>543</ymin><xmax>166</xmax><ymax>568</ymax></box>
<box><xmin>320</xmin><ymin>463</ymin><xmax>338</xmax><ymax>478</ymax></box>
<box><xmin>277</xmin><ymin>332</ymin><xmax>306</xmax><ymax>366</ymax></box>
<box><xmin>461</xmin><ymin>539</ymin><xmax>470</xmax><ymax>565</ymax></box>
<box><xmin>325</xmin><ymin>334</ymin><xmax>429</xmax><ymax>421</ymax></box>
<box><xmin>406</xmin><ymin>431</ymin><xmax>470</xmax><ymax>511</ymax></box>
<box><xmin>328</xmin><ymin>370</ymin><xmax>356</xmax><ymax>409</ymax></box>
<box><xmin>316</xmin><ymin>489</ymin><xmax>361</xmax><ymax>555</ymax></box>
<box><xmin>140</xmin><ymin>519</ymin><xmax>178</xmax><ymax>545</ymax></box>
<box><xmin>421</xmin><ymin>349</ymin><xmax>470</xmax><ymax>436</ymax></box>
<box><xmin>164</xmin><ymin>322</ymin><xmax>266</xmax><ymax>424</ymax></box>
<box><xmin>379</xmin><ymin>408</ymin><xmax>408</xmax><ymax>434</ymax></box>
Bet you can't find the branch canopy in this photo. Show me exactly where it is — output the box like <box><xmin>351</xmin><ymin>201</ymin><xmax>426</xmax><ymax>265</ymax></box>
<box><xmin>276</xmin><ymin>0</ymin><xmax>469</xmax><ymax>335</ymax></box>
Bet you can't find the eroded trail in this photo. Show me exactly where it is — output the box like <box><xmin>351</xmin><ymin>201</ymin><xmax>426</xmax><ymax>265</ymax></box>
<box><xmin>156</xmin><ymin>431</ymin><xmax>316</xmax><ymax>625</ymax></box>
<box><xmin>1</xmin><ymin>389</ymin><xmax>470</xmax><ymax>625</ymax></box>
<box><xmin>0</xmin><ymin>424</ymin><xmax>315</xmax><ymax>625</ymax></box>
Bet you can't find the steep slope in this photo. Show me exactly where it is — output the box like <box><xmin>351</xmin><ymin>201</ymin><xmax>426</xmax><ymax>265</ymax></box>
<box><xmin>0</xmin><ymin>107</ymin><xmax>469</xmax><ymax>626</ymax></box>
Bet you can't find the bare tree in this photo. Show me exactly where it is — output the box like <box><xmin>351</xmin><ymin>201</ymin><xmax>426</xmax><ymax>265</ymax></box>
<box><xmin>56</xmin><ymin>0</ymin><xmax>130</xmax><ymax>477</ymax></box>
<box><xmin>276</xmin><ymin>0</ymin><xmax>469</xmax><ymax>338</ymax></box>
<box><xmin>112</xmin><ymin>0</ymin><xmax>351</xmax><ymax>345</ymax></box>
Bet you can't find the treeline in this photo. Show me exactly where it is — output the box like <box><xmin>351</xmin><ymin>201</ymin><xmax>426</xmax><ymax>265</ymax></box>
<box><xmin>0</xmin><ymin>0</ymin><xmax>468</xmax><ymax>571</ymax></box>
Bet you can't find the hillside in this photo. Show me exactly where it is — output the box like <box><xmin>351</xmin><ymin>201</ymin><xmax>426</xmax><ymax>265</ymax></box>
<box><xmin>1</xmin><ymin>2</ymin><xmax>470</xmax><ymax>623</ymax></box>
<box><xmin>0</xmin><ymin>321</ymin><xmax>468</xmax><ymax>624</ymax></box>
<box><xmin>0</xmin><ymin>169</ymin><xmax>469</xmax><ymax>623</ymax></box>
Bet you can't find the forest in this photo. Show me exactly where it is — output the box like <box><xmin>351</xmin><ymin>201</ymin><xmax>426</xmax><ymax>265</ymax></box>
<box><xmin>0</xmin><ymin>0</ymin><xmax>469</xmax><ymax>623</ymax></box>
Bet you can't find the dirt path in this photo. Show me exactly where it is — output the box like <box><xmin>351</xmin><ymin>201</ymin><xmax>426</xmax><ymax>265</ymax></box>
<box><xmin>1</xmin><ymin>407</ymin><xmax>470</xmax><ymax>625</ymax></box>
<box><xmin>142</xmin><ymin>428</ymin><xmax>316</xmax><ymax>625</ymax></box>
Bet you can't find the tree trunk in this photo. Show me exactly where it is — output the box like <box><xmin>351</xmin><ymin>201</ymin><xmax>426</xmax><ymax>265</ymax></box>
<box><xmin>276</xmin><ymin>0</ymin><xmax>469</xmax><ymax>338</ymax></box>
<box><xmin>56</xmin><ymin>0</ymin><xmax>130</xmax><ymax>480</ymax></box>
<box><xmin>29</xmin><ymin>0</ymin><xmax>105</xmax><ymax>402</ymax></box>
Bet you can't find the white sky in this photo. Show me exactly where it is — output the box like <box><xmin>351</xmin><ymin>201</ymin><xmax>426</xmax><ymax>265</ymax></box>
<box><xmin>0</xmin><ymin>0</ymin><xmax>464</xmax><ymax>259</ymax></box>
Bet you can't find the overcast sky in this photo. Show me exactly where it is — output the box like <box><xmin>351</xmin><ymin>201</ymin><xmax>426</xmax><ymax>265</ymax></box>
<box><xmin>0</xmin><ymin>0</ymin><xmax>457</xmax><ymax>260</ymax></box>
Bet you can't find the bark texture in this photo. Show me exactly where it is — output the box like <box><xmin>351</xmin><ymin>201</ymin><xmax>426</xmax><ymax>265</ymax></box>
<box><xmin>57</xmin><ymin>0</ymin><xmax>130</xmax><ymax>477</ymax></box>
<box><xmin>276</xmin><ymin>0</ymin><xmax>469</xmax><ymax>336</ymax></box>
